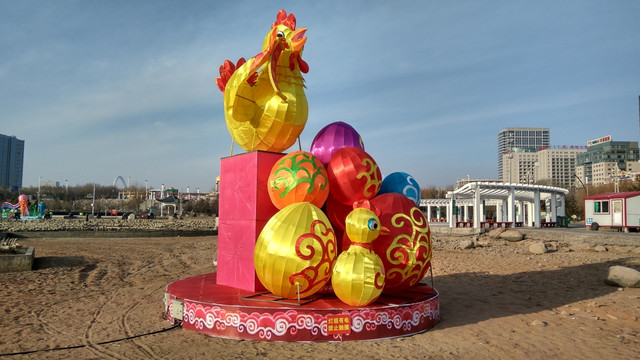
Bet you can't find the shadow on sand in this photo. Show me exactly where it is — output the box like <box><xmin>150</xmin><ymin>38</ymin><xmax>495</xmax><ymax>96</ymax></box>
<box><xmin>431</xmin><ymin>258</ymin><xmax>635</xmax><ymax>329</ymax></box>
<box><xmin>33</xmin><ymin>256</ymin><xmax>87</xmax><ymax>270</ymax></box>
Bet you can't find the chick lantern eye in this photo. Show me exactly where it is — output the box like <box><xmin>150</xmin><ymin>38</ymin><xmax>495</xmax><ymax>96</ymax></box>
<box><xmin>367</xmin><ymin>218</ymin><xmax>379</xmax><ymax>231</ymax></box>
<box><xmin>277</xmin><ymin>31</ymin><xmax>285</xmax><ymax>38</ymax></box>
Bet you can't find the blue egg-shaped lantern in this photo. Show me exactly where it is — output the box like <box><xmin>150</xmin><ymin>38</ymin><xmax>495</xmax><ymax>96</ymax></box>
<box><xmin>378</xmin><ymin>172</ymin><xmax>421</xmax><ymax>206</ymax></box>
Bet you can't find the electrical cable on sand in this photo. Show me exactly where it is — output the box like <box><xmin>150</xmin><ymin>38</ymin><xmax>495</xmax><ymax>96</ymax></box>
<box><xmin>0</xmin><ymin>324</ymin><xmax>180</xmax><ymax>357</ymax></box>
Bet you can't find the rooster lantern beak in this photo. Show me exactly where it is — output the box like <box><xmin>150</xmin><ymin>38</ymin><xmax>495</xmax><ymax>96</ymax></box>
<box><xmin>265</xmin><ymin>26</ymin><xmax>309</xmax><ymax>100</ymax></box>
<box><xmin>290</xmin><ymin>27</ymin><xmax>307</xmax><ymax>52</ymax></box>
<box><xmin>248</xmin><ymin>23</ymin><xmax>309</xmax><ymax>102</ymax></box>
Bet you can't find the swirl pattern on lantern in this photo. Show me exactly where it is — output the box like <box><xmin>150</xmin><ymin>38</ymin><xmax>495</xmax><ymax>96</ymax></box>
<box><xmin>384</xmin><ymin>206</ymin><xmax>431</xmax><ymax>288</ymax></box>
<box><xmin>289</xmin><ymin>220</ymin><xmax>337</xmax><ymax>295</ymax></box>
<box><xmin>269</xmin><ymin>151</ymin><xmax>329</xmax><ymax>209</ymax></box>
<box><xmin>357</xmin><ymin>157</ymin><xmax>382</xmax><ymax>199</ymax></box>
<box><xmin>327</xmin><ymin>147</ymin><xmax>382</xmax><ymax>205</ymax></box>
<box><xmin>255</xmin><ymin>202</ymin><xmax>336</xmax><ymax>299</ymax></box>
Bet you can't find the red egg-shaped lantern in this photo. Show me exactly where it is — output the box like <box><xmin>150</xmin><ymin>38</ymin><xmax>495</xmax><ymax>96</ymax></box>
<box><xmin>369</xmin><ymin>193</ymin><xmax>432</xmax><ymax>292</ymax></box>
<box><xmin>326</xmin><ymin>147</ymin><xmax>382</xmax><ymax>206</ymax></box>
<box><xmin>267</xmin><ymin>151</ymin><xmax>329</xmax><ymax>210</ymax></box>
<box><xmin>324</xmin><ymin>193</ymin><xmax>352</xmax><ymax>231</ymax></box>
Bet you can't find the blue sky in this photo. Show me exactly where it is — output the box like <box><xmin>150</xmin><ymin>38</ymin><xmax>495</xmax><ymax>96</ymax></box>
<box><xmin>2</xmin><ymin>0</ymin><xmax>639</xmax><ymax>192</ymax></box>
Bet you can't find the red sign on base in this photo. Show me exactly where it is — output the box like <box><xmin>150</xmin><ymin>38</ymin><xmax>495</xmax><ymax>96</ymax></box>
<box><xmin>327</xmin><ymin>314</ymin><xmax>351</xmax><ymax>335</ymax></box>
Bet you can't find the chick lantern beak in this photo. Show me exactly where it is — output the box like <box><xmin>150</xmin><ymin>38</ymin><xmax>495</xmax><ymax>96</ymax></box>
<box><xmin>379</xmin><ymin>225</ymin><xmax>390</xmax><ymax>236</ymax></box>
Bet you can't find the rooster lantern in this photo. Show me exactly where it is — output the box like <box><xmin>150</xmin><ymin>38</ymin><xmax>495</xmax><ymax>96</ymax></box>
<box><xmin>216</xmin><ymin>10</ymin><xmax>309</xmax><ymax>153</ymax></box>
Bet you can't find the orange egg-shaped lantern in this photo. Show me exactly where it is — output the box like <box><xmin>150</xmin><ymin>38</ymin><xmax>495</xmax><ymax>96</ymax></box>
<box><xmin>267</xmin><ymin>151</ymin><xmax>329</xmax><ymax>210</ymax></box>
<box><xmin>369</xmin><ymin>193</ymin><xmax>432</xmax><ymax>292</ymax></box>
<box><xmin>326</xmin><ymin>147</ymin><xmax>382</xmax><ymax>205</ymax></box>
<box><xmin>332</xmin><ymin>205</ymin><xmax>386</xmax><ymax>306</ymax></box>
<box><xmin>254</xmin><ymin>202</ymin><xmax>337</xmax><ymax>299</ymax></box>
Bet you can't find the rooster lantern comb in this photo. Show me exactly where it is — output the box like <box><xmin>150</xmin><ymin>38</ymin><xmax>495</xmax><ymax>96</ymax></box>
<box><xmin>216</xmin><ymin>10</ymin><xmax>309</xmax><ymax>154</ymax></box>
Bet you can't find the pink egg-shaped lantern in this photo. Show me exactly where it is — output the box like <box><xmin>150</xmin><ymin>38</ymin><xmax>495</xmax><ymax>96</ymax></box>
<box><xmin>310</xmin><ymin>122</ymin><xmax>364</xmax><ymax>166</ymax></box>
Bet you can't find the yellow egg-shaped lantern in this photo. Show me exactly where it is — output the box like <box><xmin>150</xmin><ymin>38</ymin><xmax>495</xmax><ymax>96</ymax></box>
<box><xmin>331</xmin><ymin>206</ymin><xmax>386</xmax><ymax>306</ymax></box>
<box><xmin>331</xmin><ymin>247</ymin><xmax>385</xmax><ymax>307</ymax></box>
<box><xmin>254</xmin><ymin>202</ymin><xmax>337</xmax><ymax>299</ymax></box>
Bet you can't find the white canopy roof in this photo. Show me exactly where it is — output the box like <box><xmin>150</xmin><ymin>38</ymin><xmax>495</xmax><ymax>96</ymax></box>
<box><xmin>449</xmin><ymin>182</ymin><xmax>568</xmax><ymax>202</ymax></box>
<box><xmin>419</xmin><ymin>182</ymin><xmax>568</xmax><ymax>228</ymax></box>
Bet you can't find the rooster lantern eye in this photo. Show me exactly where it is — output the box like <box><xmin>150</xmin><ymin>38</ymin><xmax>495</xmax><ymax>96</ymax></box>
<box><xmin>367</xmin><ymin>218</ymin><xmax>379</xmax><ymax>231</ymax></box>
<box><xmin>277</xmin><ymin>31</ymin><xmax>285</xmax><ymax>38</ymax></box>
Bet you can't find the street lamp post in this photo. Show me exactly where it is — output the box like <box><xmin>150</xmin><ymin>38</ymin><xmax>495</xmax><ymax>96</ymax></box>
<box><xmin>38</xmin><ymin>176</ymin><xmax>42</xmax><ymax>206</ymax></box>
<box><xmin>507</xmin><ymin>134</ymin><xmax>514</xmax><ymax>184</ymax></box>
<box><xmin>574</xmin><ymin>173</ymin><xmax>588</xmax><ymax>197</ymax></box>
<box><xmin>91</xmin><ymin>184</ymin><xmax>95</xmax><ymax>216</ymax></box>
<box><xmin>529</xmin><ymin>162</ymin><xmax>538</xmax><ymax>185</ymax></box>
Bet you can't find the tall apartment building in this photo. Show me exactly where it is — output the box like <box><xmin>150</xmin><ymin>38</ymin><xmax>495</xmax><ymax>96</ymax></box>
<box><xmin>501</xmin><ymin>145</ymin><xmax>586</xmax><ymax>188</ymax></box>
<box><xmin>575</xmin><ymin>135</ymin><xmax>639</xmax><ymax>186</ymax></box>
<box><xmin>0</xmin><ymin>134</ymin><xmax>25</xmax><ymax>190</ymax></box>
<box><xmin>535</xmin><ymin>146</ymin><xmax>587</xmax><ymax>188</ymax></box>
<box><xmin>497</xmin><ymin>128</ymin><xmax>550</xmax><ymax>179</ymax></box>
<box><xmin>501</xmin><ymin>148</ymin><xmax>538</xmax><ymax>184</ymax></box>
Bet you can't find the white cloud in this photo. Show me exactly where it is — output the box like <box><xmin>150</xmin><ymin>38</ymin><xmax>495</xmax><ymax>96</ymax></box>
<box><xmin>5</xmin><ymin>1</ymin><xmax>640</xmax><ymax>190</ymax></box>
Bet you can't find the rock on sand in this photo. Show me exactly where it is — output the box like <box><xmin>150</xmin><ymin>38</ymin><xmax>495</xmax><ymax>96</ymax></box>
<box><xmin>501</xmin><ymin>229</ymin><xmax>524</xmax><ymax>242</ymax></box>
<box><xmin>528</xmin><ymin>242</ymin><xmax>548</xmax><ymax>254</ymax></box>
<box><xmin>605</xmin><ymin>266</ymin><xmax>640</xmax><ymax>288</ymax></box>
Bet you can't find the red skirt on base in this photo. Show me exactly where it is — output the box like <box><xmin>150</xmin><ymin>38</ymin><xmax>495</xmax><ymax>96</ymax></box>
<box><xmin>165</xmin><ymin>272</ymin><xmax>439</xmax><ymax>341</ymax></box>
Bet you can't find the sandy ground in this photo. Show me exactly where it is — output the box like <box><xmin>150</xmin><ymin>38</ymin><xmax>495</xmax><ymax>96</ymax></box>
<box><xmin>0</xmin><ymin>229</ymin><xmax>639</xmax><ymax>359</ymax></box>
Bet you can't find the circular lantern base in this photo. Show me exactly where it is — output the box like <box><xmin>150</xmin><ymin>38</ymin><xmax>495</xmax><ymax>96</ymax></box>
<box><xmin>164</xmin><ymin>272</ymin><xmax>439</xmax><ymax>341</ymax></box>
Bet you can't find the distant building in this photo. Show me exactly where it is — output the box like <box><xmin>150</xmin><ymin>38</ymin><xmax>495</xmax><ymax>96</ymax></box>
<box><xmin>497</xmin><ymin>128</ymin><xmax>550</xmax><ymax>179</ymax></box>
<box><xmin>40</xmin><ymin>180</ymin><xmax>60</xmax><ymax>187</ymax></box>
<box><xmin>502</xmin><ymin>145</ymin><xmax>586</xmax><ymax>189</ymax></box>
<box><xmin>0</xmin><ymin>134</ymin><xmax>25</xmax><ymax>190</ymax></box>
<box><xmin>455</xmin><ymin>177</ymin><xmax>503</xmax><ymax>189</ymax></box>
<box><xmin>535</xmin><ymin>146</ymin><xmax>587</xmax><ymax>188</ymax></box>
<box><xmin>501</xmin><ymin>148</ymin><xmax>538</xmax><ymax>184</ymax></box>
<box><xmin>575</xmin><ymin>135</ymin><xmax>639</xmax><ymax>186</ymax></box>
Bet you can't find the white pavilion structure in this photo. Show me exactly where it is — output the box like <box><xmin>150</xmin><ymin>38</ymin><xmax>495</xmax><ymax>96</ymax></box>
<box><xmin>420</xmin><ymin>182</ymin><xmax>569</xmax><ymax>229</ymax></box>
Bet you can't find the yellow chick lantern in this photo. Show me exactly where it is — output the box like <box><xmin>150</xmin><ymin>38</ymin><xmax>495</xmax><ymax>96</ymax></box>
<box><xmin>216</xmin><ymin>10</ymin><xmax>309</xmax><ymax>153</ymax></box>
<box><xmin>254</xmin><ymin>202</ymin><xmax>337</xmax><ymax>299</ymax></box>
<box><xmin>331</xmin><ymin>204</ymin><xmax>388</xmax><ymax>307</ymax></box>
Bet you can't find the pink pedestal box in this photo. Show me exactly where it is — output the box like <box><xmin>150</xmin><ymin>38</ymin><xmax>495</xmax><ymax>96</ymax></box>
<box><xmin>217</xmin><ymin>151</ymin><xmax>283</xmax><ymax>292</ymax></box>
